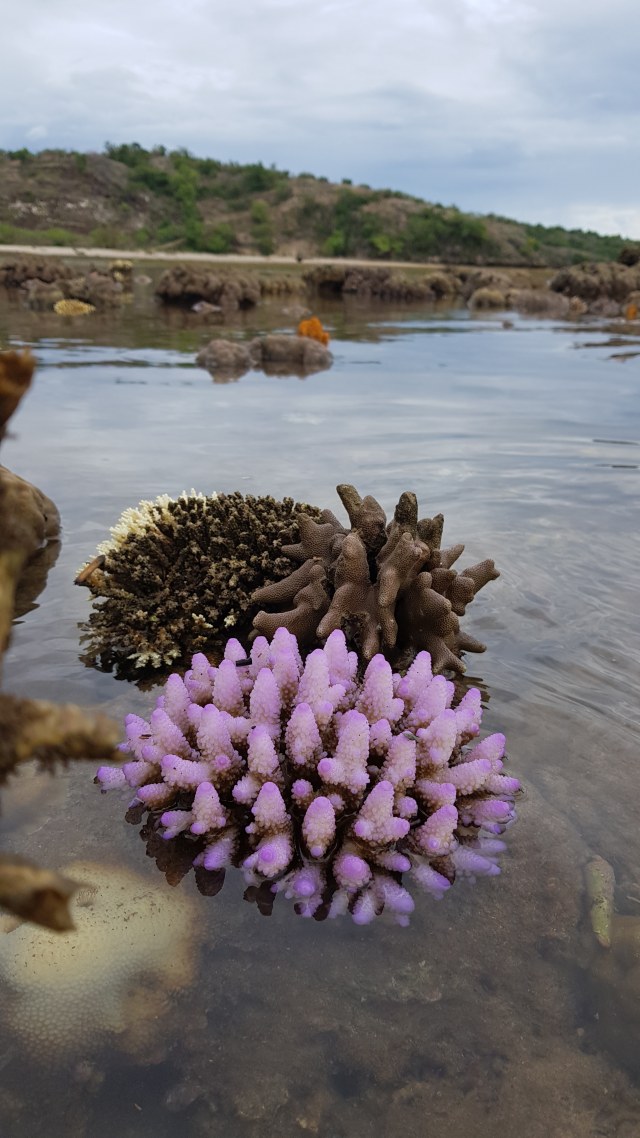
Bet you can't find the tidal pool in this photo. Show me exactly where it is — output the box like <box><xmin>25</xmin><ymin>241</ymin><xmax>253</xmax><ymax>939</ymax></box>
<box><xmin>1</xmin><ymin>284</ymin><xmax>639</xmax><ymax>1138</ymax></box>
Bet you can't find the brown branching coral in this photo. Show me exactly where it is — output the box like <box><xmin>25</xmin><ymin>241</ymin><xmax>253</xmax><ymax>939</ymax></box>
<box><xmin>0</xmin><ymin>349</ymin><xmax>121</xmax><ymax>929</ymax></box>
<box><xmin>76</xmin><ymin>491</ymin><xmax>324</xmax><ymax>672</ymax></box>
<box><xmin>252</xmin><ymin>484</ymin><xmax>499</xmax><ymax>673</ymax></box>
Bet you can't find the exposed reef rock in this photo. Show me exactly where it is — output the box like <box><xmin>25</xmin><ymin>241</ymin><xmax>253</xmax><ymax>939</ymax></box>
<box><xmin>96</xmin><ymin>627</ymin><xmax>520</xmax><ymax>925</ymax></box>
<box><xmin>0</xmin><ymin>258</ymin><xmax>126</xmax><ymax>310</ymax></box>
<box><xmin>249</xmin><ymin>333</ymin><xmax>333</xmax><ymax>376</ymax></box>
<box><xmin>303</xmin><ymin>265</ymin><xmax>460</xmax><ymax>302</ymax></box>
<box><xmin>156</xmin><ymin>266</ymin><xmax>261</xmax><ymax>310</ymax></box>
<box><xmin>76</xmin><ymin>491</ymin><xmax>324</xmax><ymax>671</ymax></box>
<box><xmin>252</xmin><ymin>484</ymin><xmax>499</xmax><ymax>674</ymax></box>
<box><xmin>195</xmin><ymin>339</ymin><xmax>252</xmax><ymax>379</ymax></box>
<box><xmin>550</xmin><ymin>261</ymin><xmax>640</xmax><ymax>314</ymax></box>
<box><xmin>196</xmin><ymin>334</ymin><xmax>333</xmax><ymax>380</ymax></box>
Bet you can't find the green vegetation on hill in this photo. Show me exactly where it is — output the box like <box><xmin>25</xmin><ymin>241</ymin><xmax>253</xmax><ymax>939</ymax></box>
<box><xmin>0</xmin><ymin>143</ymin><xmax>628</xmax><ymax>266</ymax></box>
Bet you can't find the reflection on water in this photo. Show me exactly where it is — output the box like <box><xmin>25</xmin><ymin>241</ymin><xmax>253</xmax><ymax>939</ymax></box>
<box><xmin>0</xmin><ymin>286</ymin><xmax>639</xmax><ymax>1137</ymax></box>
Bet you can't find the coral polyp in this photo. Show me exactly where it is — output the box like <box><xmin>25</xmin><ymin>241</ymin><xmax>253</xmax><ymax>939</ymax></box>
<box><xmin>96</xmin><ymin>628</ymin><xmax>519</xmax><ymax>925</ymax></box>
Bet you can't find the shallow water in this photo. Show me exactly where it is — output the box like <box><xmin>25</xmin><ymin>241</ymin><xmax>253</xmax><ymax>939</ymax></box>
<box><xmin>1</xmin><ymin>284</ymin><xmax>640</xmax><ymax>1137</ymax></box>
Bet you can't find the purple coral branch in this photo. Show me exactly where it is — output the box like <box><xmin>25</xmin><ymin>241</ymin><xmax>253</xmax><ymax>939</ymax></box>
<box><xmin>96</xmin><ymin>628</ymin><xmax>520</xmax><ymax>925</ymax></box>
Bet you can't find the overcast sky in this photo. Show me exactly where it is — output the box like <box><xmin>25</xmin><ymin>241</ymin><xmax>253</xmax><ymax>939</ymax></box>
<box><xmin>1</xmin><ymin>0</ymin><xmax>639</xmax><ymax>236</ymax></box>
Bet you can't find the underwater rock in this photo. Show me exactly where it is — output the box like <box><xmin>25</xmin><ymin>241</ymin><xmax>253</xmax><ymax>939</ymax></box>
<box><xmin>0</xmin><ymin>860</ymin><xmax>198</xmax><ymax>1063</ymax></box>
<box><xmin>253</xmin><ymin>483</ymin><xmax>499</xmax><ymax>673</ymax></box>
<box><xmin>96</xmin><ymin>627</ymin><xmax>520</xmax><ymax>925</ymax></box>
<box><xmin>76</xmin><ymin>491</ymin><xmax>324</xmax><ymax>671</ymax></box>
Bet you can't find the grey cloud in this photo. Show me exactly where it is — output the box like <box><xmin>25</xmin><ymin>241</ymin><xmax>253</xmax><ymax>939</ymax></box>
<box><xmin>1</xmin><ymin>0</ymin><xmax>639</xmax><ymax>234</ymax></box>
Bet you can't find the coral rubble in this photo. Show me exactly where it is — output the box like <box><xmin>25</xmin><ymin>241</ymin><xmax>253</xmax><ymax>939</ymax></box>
<box><xmin>96</xmin><ymin>628</ymin><xmax>519</xmax><ymax>924</ymax></box>
<box><xmin>253</xmin><ymin>484</ymin><xmax>499</xmax><ymax>673</ymax></box>
<box><xmin>76</xmin><ymin>491</ymin><xmax>324</xmax><ymax>671</ymax></box>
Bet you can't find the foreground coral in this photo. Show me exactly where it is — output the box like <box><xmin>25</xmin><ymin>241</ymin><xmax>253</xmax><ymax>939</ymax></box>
<box><xmin>0</xmin><ymin>350</ymin><xmax>120</xmax><ymax>929</ymax></box>
<box><xmin>76</xmin><ymin>491</ymin><xmax>323</xmax><ymax>670</ymax></box>
<box><xmin>97</xmin><ymin>628</ymin><xmax>519</xmax><ymax>925</ymax></box>
<box><xmin>253</xmin><ymin>483</ymin><xmax>499</xmax><ymax>673</ymax></box>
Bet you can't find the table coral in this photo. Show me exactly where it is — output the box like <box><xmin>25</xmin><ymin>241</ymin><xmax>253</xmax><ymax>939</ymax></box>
<box><xmin>96</xmin><ymin>628</ymin><xmax>519</xmax><ymax>925</ymax></box>
<box><xmin>252</xmin><ymin>483</ymin><xmax>499</xmax><ymax>673</ymax></box>
<box><xmin>76</xmin><ymin>491</ymin><xmax>324</xmax><ymax>672</ymax></box>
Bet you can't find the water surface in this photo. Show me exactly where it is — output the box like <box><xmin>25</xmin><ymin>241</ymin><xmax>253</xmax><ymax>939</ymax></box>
<box><xmin>1</xmin><ymin>286</ymin><xmax>639</xmax><ymax>1137</ymax></box>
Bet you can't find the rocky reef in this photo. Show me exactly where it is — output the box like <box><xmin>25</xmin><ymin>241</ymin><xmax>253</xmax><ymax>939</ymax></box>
<box><xmin>253</xmin><ymin>484</ymin><xmax>499</xmax><ymax>674</ymax></box>
<box><xmin>196</xmin><ymin>333</ymin><xmax>333</xmax><ymax>380</ymax></box>
<box><xmin>156</xmin><ymin>266</ymin><xmax>261</xmax><ymax>310</ymax></box>
<box><xmin>304</xmin><ymin>264</ymin><xmax>460</xmax><ymax>302</ymax></box>
<box><xmin>0</xmin><ymin>257</ymin><xmax>126</xmax><ymax>310</ymax></box>
<box><xmin>97</xmin><ymin>627</ymin><xmax>519</xmax><ymax>925</ymax></box>
<box><xmin>549</xmin><ymin>261</ymin><xmax>640</xmax><ymax>316</ymax></box>
<box><xmin>76</xmin><ymin>491</ymin><xmax>324</xmax><ymax>671</ymax></box>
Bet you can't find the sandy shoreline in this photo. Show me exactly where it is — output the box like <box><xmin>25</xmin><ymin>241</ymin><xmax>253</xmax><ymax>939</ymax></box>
<box><xmin>0</xmin><ymin>243</ymin><xmax>464</xmax><ymax>272</ymax></box>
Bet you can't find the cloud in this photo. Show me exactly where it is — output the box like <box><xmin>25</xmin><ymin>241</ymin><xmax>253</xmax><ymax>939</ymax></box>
<box><xmin>1</xmin><ymin>0</ymin><xmax>639</xmax><ymax>234</ymax></box>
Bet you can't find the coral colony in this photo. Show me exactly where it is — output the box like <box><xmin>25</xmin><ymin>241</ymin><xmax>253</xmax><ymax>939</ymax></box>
<box><xmin>252</xmin><ymin>484</ymin><xmax>499</xmax><ymax>674</ymax></box>
<box><xmin>96</xmin><ymin>628</ymin><xmax>519</xmax><ymax>925</ymax></box>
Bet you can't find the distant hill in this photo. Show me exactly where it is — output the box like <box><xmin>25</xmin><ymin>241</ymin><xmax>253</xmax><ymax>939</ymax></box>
<box><xmin>0</xmin><ymin>144</ymin><xmax>628</xmax><ymax>267</ymax></box>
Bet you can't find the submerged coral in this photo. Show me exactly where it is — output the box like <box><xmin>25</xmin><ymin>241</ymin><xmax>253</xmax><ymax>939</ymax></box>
<box><xmin>53</xmin><ymin>298</ymin><xmax>96</xmax><ymax>316</ymax></box>
<box><xmin>0</xmin><ymin>861</ymin><xmax>197</xmax><ymax>1062</ymax></box>
<box><xmin>76</xmin><ymin>491</ymin><xmax>323</xmax><ymax>671</ymax></box>
<box><xmin>252</xmin><ymin>483</ymin><xmax>499</xmax><ymax>674</ymax></box>
<box><xmin>96</xmin><ymin>628</ymin><xmax>519</xmax><ymax>925</ymax></box>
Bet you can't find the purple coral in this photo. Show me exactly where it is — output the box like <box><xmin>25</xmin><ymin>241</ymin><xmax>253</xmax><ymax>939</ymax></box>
<box><xmin>96</xmin><ymin>629</ymin><xmax>520</xmax><ymax>925</ymax></box>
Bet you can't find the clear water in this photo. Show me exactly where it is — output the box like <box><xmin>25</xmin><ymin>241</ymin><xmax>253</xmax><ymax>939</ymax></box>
<box><xmin>1</xmin><ymin>283</ymin><xmax>639</xmax><ymax>1137</ymax></box>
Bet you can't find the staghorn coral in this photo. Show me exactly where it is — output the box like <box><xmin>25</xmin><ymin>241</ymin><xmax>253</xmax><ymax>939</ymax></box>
<box><xmin>0</xmin><ymin>350</ymin><xmax>120</xmax><ymax>929</ymax></box>
<box><xmin>252</xmin><ymin>484</ymin><xmax>499</xmax><ymax>674</ymax></box>
<box><xmin>96</xmin><ymin>628</ymin><xmax>519</xmax><ymax>925</ymax></box>
<box><xmin>76</xmin><ymin>491</ymin><xmax>324</xmax><ymax>671</ymax></box>
<box><xmin>298</xmin><ymin>316</ymin><xmax>330</xmax><ymax>346</ymax></box>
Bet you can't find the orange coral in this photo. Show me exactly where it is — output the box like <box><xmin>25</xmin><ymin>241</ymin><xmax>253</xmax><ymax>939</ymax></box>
<box><xmin>297</xmin><ymin>316</ymin><xmax>330</xmax><ymax>346</ymax></box>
